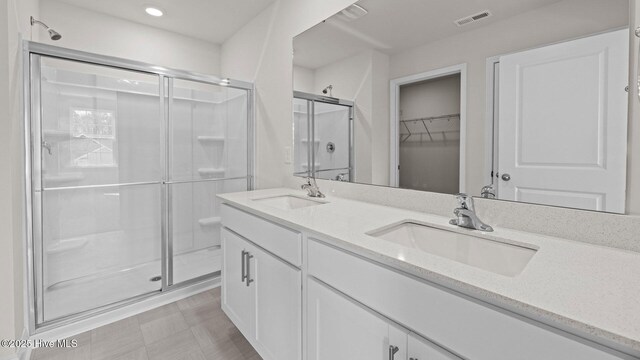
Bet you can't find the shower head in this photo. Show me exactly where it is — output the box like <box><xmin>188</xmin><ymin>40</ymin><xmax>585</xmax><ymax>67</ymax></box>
<box><xmin>48</xmin><ymin>29</ymin><xmax>62</xmax><ymax>41</ymax></box>
<box><xmin>322</xmin><ymin>85</ymin><xmax>333</xmax><ymax>96</ymax></box>
<box><xmin>30</xmin><ymin>16</ymin><xmax>62</xmax><ymax>41</ymax></box>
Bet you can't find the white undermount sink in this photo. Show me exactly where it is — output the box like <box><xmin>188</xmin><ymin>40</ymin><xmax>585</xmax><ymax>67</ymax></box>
<box><xmin>252</xmin><ymin>195</ymin><xmax>327</xmax><ymax>210</ymax></box>
<box><xmin>368</xmin><ymin>222</ymin><xmax>537</xmax><ymax>277</ymax></box>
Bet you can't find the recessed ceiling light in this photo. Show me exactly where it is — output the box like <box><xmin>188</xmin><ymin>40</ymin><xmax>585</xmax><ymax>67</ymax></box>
<box><xmin>145</xmin><ymin>7</ymin><xmax>164</xmax><ymax>17</ymax></box>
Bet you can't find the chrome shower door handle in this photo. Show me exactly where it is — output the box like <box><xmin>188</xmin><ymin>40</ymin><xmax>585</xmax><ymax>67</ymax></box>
<box><xmin>241</xmin><ymin>250</ymin><xmax>248</xmax><ymax>283</ymax></box>
<box><xmin>636</xmin><ymin>26</ymin><xmax>640</xmax><ymax>103</ymax></box>
<box><xmin>42</xmin><ymin>140</ymin><xmax>52</xmax><ymax>155</ymax></box>
<box><xmin>245</xmin><ymin>253</ymin><xmax>254</xmax><ymax>287</ymax></box>
<box><xmin>389</xmin><ymin>345</ymin><xmax>399</xmax><ymax>360</ymax></box>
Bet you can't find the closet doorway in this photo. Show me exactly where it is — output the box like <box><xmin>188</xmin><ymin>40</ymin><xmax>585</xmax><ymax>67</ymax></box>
<box><xmin>390</xmin><ymin>65</ymin><xmax>466</xmax><ymax>193</ymax></box>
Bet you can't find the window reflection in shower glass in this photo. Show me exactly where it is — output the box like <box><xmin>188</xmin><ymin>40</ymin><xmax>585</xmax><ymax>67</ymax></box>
<box><xmin>40</xmin><ymin>57</ymin><xmax>161</xmax><ymax>188</ymax></box>
<box><xmin>70</xmin><ymin>108</ymin><xmax>116</xmax><ymax>167</ymax></box>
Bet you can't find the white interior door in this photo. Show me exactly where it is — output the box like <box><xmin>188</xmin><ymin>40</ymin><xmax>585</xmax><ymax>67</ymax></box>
<box><xmin>498</xmin><ymin>29</ymin><xmax>629</xmax><ymax>213</ymax></box>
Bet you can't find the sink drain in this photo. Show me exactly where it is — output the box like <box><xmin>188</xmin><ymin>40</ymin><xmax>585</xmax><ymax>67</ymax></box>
<box><xmin>150</xmin><ymin>276</ymin><xmax>162</xmax><ymax>282</ymax></box>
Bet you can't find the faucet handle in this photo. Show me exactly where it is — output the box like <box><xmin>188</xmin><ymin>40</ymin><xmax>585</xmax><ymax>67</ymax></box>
<box><xmin>454</xmin><ymin>193</ymin><xmax>474</xmax><ymax>210</ymax></box>
<box><xmin>301</xmin><ymin>177</ymin><xmax>312</xmax><ymax>189</ymax></box>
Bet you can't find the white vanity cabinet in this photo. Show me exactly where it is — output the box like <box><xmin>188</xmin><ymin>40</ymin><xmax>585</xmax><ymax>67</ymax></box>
<box><xmin>221</xmin><ymin>228</ymin><xmax>254</xmax><ymax>334</ymax></box>
<box><xmin>307</xmin><ymin>277</ymin><xmax>408</xmax><ymax>360</ymax></box>
<box><xmin>307</xmin><ymin>277</ymin><xmax>459</xmax><ymax>360</ymax></box>
<box><xmin>220</xmin><ymin>202</ymin><xmax>636</xmax><ymax>360</ymax></box>
<box><xmin>408</xmin><ymin>333</ymin><xmax>461</xmax><ymax>360</ymax></box>
<box><xmin>307</xmin><ymin>239</ymin><xmax>631</xmax><ymax>360</ymax></box>
<box><xmin>221</xmin><ymin>205</ymin><xmax>302</xmax><ymax>360</ymax></box>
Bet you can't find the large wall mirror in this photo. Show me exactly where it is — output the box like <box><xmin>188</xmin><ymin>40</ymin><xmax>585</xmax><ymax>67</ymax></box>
<box><xmin>292</xmin><ymin>0</ymin><xmax>635</xmax><ymax>214</ymax></box>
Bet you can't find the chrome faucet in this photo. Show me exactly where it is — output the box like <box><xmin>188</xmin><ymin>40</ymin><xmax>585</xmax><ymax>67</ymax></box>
<box><xmin>480</xmin><ymin>184</ymin><xmax>496</xmax><ymax>199</ymax></box>
<box><xmin>449</xmin><ymin>193</ymin><xmax>493</xmax><ymax>232</ymax></box>
<box><xmin>302</xmin><ymin>177</ymin><xmax>325</xmax><ymax>198</ymax></box>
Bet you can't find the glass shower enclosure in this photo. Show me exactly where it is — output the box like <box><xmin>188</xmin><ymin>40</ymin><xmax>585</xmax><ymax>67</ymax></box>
<box><xmin>293</xmin><ymin>91</ymin><xmax>353</xmax><ymax>181</ymax></box>
<box><xmin>24</xmin><ymin>42</ymin><xmax>253</xmax><ymax>330</ymax></box>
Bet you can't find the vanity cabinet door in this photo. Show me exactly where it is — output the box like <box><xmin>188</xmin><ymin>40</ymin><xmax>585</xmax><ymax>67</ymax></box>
<box><xmin>253</xmin><ymin>246</ymin><xmax>302</xmax><ymax>360</ymax></box>
<box><xmin>221</xmin><ymin>228</ymin><xmax>255</xmax><ymax>336</ymax></box>
<box><xmin>307</xmin><ymin>277</ymin><xmax>404</xmax><ymax>360</ymax></box>
<box><xmin>408</xmin><ymin>333</ymin><xmax>461</xmax><ymax>360</ymax></box>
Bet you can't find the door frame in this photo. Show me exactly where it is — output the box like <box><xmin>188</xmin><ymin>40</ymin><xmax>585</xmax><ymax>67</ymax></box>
<box><xmin>485</xmin><ymin>56</ymin><xmax>501</xmax><ymax>193</ymax></box>
<box><xmin>389</xmin><ymin>64</ymin><xmax>467</xmax><ymax>191</ymax></box>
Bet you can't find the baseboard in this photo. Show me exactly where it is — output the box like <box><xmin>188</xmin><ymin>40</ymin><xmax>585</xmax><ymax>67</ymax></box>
<box><xmin>16</xmin><ymin>328</ymin><xmax>30</xmax><ymax>360</ymax></box>
<box><xmin>0</xmin><ymin>328</ymin><xmax>32</xmax><ymax>360</ymax></box>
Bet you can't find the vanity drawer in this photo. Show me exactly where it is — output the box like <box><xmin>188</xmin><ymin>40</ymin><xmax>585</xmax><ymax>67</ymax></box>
<box><xmin>221</xmin><ymin>204</ymin><xmax>302</xmax><ymax>266</ymax></box>
<box><xmin>307</xmin><ymin>239</ymin><xmax>629</xmax><ymax>360</ymax></box>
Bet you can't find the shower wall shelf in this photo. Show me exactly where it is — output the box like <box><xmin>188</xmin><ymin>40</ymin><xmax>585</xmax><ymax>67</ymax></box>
<box><xmin>301</xmin><ymin>163</ymin><xmax>321</xmax><ymax>169</ymax></box>
<box><xmin>43</xmin><ymin>130</ymin><xmax>72</xmax><ymax>141</ymax></box>
<box><xmin>46</xmin><ymin>238</ymin><xmax>89</xmax><ymax>255</ymax></box>
<box><xmin>198</xmin><ymin>217</ymin><xmax>222</xmax><ymax>227</ymax></box>
<box><xmin>197</xmin><ymin>168</ymin><xmax>225</xmax><ymax>176</ymax></box>
<box><xmin>197</xmin><ymin>136</ymin><xmax>225</xmax><ymax>142</ymax></box>
<box><xmin>44</xmin><ymin>173</ymin><xmax>85</xmax><ymax>184</ymax></box>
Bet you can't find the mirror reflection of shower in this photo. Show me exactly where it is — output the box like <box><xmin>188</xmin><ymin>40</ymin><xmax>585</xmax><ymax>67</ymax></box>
<box><xmin>30</xmin><ymin>16</ymin><xmax>62</xmax><ymax>41</ymax></box>
<box><xmin>293</xmin><ymin>91</ymin><xmax>353</xmax><ymax>182</ymax></box>
<box><xmin>322</xmin><ymin>85</ymin><xmax>333</xmax><ymax>97</ymax></box>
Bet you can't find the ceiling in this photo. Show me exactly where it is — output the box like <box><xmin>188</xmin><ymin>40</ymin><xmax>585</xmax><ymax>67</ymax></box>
<box><xmin>42</xmin><ymin>0</ymin><xmax>277</xmax><ymax>44</ymax></box>
<box><xmin>294</xmin><ymin>0</ymin><xmax>573</xmax><ymax>69</ymax></box>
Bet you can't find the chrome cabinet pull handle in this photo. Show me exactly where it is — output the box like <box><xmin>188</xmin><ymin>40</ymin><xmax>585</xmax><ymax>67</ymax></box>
<box><xmin>241</xmin><ymin>250</ymin><xmax>248</xmax><ymax>283</ymax></box>
<box><xmin>389</xmin><ymin>345</ymin><xmax>399</xmax><ymax>360</ymax></box>
<box><xmin>245</xmin><ymin>253</ymin><xmax>254</xmax><ymax>286</ymax></box>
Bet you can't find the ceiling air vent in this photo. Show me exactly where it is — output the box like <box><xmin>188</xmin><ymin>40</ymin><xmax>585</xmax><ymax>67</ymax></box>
<box><xmin>455</xmin><ymin>10</ymin><xmax>492</xmax><ymax>27</ymax></box>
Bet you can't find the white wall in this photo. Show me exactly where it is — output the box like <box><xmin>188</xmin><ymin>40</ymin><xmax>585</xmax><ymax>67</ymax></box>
<box><xmin>39</xmin><ymin>0</ymin><xmax>222</xmax><ymax>75</ymax></box>
<box><xmin>221</xmin><ymin>0</ymin><xmax>356</xmax><ymax>189</ymax></box>
<box><xmin>293</xmin><ymin>65</ymin><xmax>314</xmax><ymax>93</ymax></box>
<box><xmin>399</xmin><ymin>75</ymin><xmax>460</xmax><ymax>194</ymax></box>
<box><xmin>0</xmin><ymin>0</ymin><xmax>39</xmax><ymax>357</ymax></box>
<box><xmin>389</xmin><ymin>0</ymin><xmax>629</xmax><ymax>198</ymax></box>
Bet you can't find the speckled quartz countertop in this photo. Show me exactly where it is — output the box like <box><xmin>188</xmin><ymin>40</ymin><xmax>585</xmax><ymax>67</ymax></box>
<box><xmin>218</xmin><ymin>188</ymin><xmax>640</xmax><ymax>357</ymax></box>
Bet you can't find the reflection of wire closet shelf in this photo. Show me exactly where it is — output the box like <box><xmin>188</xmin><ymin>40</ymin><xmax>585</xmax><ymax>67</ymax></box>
<box><xmin>400</xmin><ymin>113</ymin><xmax>460</xmax><ymax>142</ymax></box>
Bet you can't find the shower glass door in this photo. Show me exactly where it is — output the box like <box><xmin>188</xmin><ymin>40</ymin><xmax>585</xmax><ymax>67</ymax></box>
<box><xmin>34</xmin><ymin>56</ymin><xmax>164</xmax><ymax>323</ymax></box>
<box><xmin>168</xmin><ymin>80</ymin><xmax>249</xmax><ymax>285</ymax></box>
<box><xmin>27</xmin><ymin>44</ymin><xmax>254</xmax><ymax>329</ymax></box>
<box><xmin>312</xmin><ymin>101</ymin><xmax>352</xmax><ymax>181</ymax></box>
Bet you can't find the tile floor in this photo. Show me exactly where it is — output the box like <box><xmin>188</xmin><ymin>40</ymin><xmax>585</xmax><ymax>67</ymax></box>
<box><xmin>32</xmin><ymin>288</ymin><xmax>261</xmax><ymax>360</ymax></box>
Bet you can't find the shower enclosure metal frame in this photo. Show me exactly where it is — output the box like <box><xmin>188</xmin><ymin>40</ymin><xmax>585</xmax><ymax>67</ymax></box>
<box><xmin>22</xmin><ymin>41</ymin><xmax>255</xmax><ymax>334</ymax></box>
<box><xmin>293</xmin><ymin>91</ymin><xmax>354</xmax><ymax>181</ymax></box>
